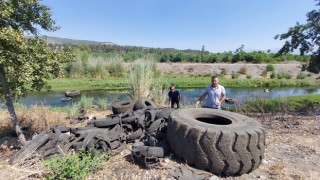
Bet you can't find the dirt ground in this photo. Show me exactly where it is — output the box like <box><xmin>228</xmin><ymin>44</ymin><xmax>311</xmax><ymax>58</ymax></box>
<box><xmin>0</xmin><ymin>62</ymin><xmax>319</xmax><ymax>179</ymax></box>
<box><xmin>0</xmin><ymin>110</ymin><xmax>319</xmax><ymax>180</ymax></box>
<box><xmin>155</xmin><ymin>61</ymin><xmax>320</xmax><ymax>79</ymax></box>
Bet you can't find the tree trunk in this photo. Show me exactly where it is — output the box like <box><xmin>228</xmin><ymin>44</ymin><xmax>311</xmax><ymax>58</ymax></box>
<box><xmin>0</xmin><ymin>64</ymin><xmax>27</xmax><ymax>145</ymax></box>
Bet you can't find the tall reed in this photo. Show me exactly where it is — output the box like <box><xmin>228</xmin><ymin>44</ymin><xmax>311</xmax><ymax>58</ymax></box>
<box><xmin>127</xmin><ymin>58</ymin><xmax>153</xmax><ymax>100</ymax></box>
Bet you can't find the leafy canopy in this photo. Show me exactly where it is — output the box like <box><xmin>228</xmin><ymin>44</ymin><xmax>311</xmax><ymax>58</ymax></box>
<box><xmin>275</xmin><ymin>0</ymin><xmax>320</xmax><ymax>73</ymax></box>
<box><xmin>0</xmin><ymin>0</ymin><xmax>74</xmax><ymax>100</ymax></box>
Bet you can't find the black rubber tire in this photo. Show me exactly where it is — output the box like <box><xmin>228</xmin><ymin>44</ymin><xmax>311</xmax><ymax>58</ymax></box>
<box><xmin>133</xmin><ymin>97</ymin><xmax>156</xmax><ymax>110</ymax></box>
<box><xmin>167</xmin><ymin>108</ymin><xmax>266</xmax><ymax>176</ymax></box>
<box><xmin>112</xmin><ymin>100</ymin><xmax>135</xmax><ymax>114</ymax></box>
<box><xmin>94</xmin><ymin>117</ymin><xmax>120</xmax><ymax>128</ymax></box>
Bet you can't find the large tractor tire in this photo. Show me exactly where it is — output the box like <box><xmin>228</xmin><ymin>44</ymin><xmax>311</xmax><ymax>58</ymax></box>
<box><xmin>167</xmin><ymin>108</ymin><xmax>266</xmax><ymax>176</ymax></box>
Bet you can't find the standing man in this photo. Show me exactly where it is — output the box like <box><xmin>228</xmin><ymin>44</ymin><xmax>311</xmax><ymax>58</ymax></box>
<box><xmin>195</xmin><ymin>76</ymin><xmax>226</xmax><ymax>109</ymax></box>
<box><xmin>168</xmin><ymin>85</ymin><xmax>181</xmax><ymax>108</ymax></box>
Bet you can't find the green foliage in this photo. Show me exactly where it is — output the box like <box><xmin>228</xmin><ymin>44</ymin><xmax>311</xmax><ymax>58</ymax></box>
<box><xmin>246</xmin><ymin>75</ymin><xmax>252</xmax><ymax>79</ymax></box>
<box><xmin>261</xmin><ymin>70</ymin><xmax>268</xmax><ymax>78</ymax></box>
<box><xmin>266</xmin><ymin>64</ymin><xmax>275</xmax><ymax>72</ymax></box>
<box><xmin>296</xmin><ymin>73</ymin><xmax>307</xmax><ymax>79</ymax></box>
<box><xmin>277</xmin><ymin>72</ymin><xmax>292</xmax><ymax>79</ymax></box>
<box><xmin>241</xmin><ymin>97</ymin><xmax>294</xmax><ymax>113</ymax></box>
<box><xmin>275</xmin><ymin>0</ymin><xmax>320</xmax><ymax>73</ymax></box>
<box><xmin>66</xmin><ymin>104</ymin><xmax>80</xmax><ymax>119</ymax></box>
<box><xmin>97</xmin><ymin>98</ymin><xmax>109</xmax><ymax>110</ymax></box>
<box><xmin>78</xmin><ymin>95</ymin><xmax>94</xmax><ymax>110</ymax></box>
<box><xmin>45</xmin><ymin>150</ymin><xmax>110</xmax><ymax>180</ymax></box>
<box><xmin>149</xmin><ymin>79</ymin><xmax>167</xmax><ymax>106</ymax></box>
<box><xmin>270</xmin><ymin>71</ymin><xmax>276</xmax><ymax>79</ymax></box>
<box><xmin>231</xmin><ymin>72</ymin><xmax>240</xmax><ymax>79</ymax></box>
<box><xmin>128</xmin><ymin>58</ymin><xmax>154</xmax><ymax>100</ymax></box>
<box><xmin>105</xmin><ymin>56</ymin><xmax>126</xmax><ymax>77</ymax></box>
<box><xmin>0</xmin><ymin>1</ymin><xmax>75</xmax><ymax>101</ymax></box>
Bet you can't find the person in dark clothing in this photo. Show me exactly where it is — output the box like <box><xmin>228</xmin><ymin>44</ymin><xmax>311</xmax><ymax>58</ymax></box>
<box><xmin>168</xmin><ymin>85</ymin><xmax>181</xmax><ymax>108</ymax></box>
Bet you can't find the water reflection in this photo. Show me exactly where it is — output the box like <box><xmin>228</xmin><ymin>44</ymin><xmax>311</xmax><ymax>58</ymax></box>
<box><xmin>11</xmin><ymin>86</ymin><xmax>320</xmax><ymax>107</ymax></box>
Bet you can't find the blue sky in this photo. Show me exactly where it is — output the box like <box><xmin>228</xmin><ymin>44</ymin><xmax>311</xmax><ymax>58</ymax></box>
<box><xmin>40</xmin><ymin>0</ymin><xmax>316</xmax><ymax>53</ymax></box>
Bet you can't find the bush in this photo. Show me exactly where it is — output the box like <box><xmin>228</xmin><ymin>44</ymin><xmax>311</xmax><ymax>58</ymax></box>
<box><xmin>266</xmin><ymin>64</ymin><xmax>275</xmax><ymax>72</ymax></box>
<box><xmin>97</xmin><ymin>98</ymin><xmax>109</xmax><ymax>110</ymax></box>
<box><xmin>277</xmin><ymin>72</ymin><xmax>292</xmax><ymax>79</ymax></box>
<box><xmin>106</xmin><ymin>56</ymin><xmax>126</xmax><ymax>77</ymax></box>
<box><xmin>78</xmin><ymin>95</ymin><xmax>94</xmax><ymax>110</ymax></box>
<box><xmin>270</xmin><ymin>71</ymin><xmax>276</xmax><ymax>79</ymax></box>
<box><xmin>246</xmin><ymin>75</ymin><xmax>252</xmax><ymax>79</ymax></box>
<box><xmin>220</xmin><ymin>68</ymin><xmax>228</xmax><ymax>76</ymax></box>
<box><xmin>239</xmin><ymin>66</ymin><xmax>248</xmax><ymax>75</ymax></box>
<box><xmin>297</xmin><ymin>73</ymin><xmax>307</xmax><ymax>79</ymax></box>
<box><xmin>231</xmin><ymin>71</ymin><xmax>239</xmax><ymax>79</ymax></box>
<box><xmin>261</xmin><ymin>70</ymin><xmax>268</xmax><ymax>78</ymax></box>
<box><xmin>45</xmin><ymin>150</ymin><xmax>110</xmax><ymax>180</ymax></box>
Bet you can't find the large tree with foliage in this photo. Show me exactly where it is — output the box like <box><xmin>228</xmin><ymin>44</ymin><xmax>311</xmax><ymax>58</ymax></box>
<box><xmin>275</xmin><ymin>0</ymin><xmax>320</xmax><ymax>73</ymax></box>
<box><xmin>0</xmin><ymin>0</ymin><xmax>74</xmax><ymax>145</ymax></box>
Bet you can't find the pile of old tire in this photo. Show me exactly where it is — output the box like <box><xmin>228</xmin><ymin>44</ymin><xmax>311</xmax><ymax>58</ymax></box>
<box><xmin>167</xmin><ymin>108</ymin><xmax>266</xmax><ymax>176</ymax></box>
<box><xmin>10</xmin><ymin>97</ymin><xmax>172</xmax><ymax>165</ymax></box>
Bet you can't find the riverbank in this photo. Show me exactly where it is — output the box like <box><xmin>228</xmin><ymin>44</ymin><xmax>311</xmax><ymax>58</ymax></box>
<box><xmin>46</xmin><ymin>62</ymin><xmax>320</xmax><ymax>91</ymax></box>
<box><xmin>47</xmin><ymin>76</ymin><xmax>319</xmax><ymax>91</ymax></box>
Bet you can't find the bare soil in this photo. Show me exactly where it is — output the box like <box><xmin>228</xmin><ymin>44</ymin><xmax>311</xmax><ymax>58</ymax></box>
<box><xmin>155</xmin><ymin>61</ymin><xmax>320</xmax><ymax>79</ymax></box>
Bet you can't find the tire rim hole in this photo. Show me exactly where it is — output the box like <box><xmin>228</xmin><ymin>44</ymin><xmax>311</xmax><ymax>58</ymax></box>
<box><xmin>196</xmin><ymin>116</ymin><xmax>232</xmax><ymax>125</ymax></box>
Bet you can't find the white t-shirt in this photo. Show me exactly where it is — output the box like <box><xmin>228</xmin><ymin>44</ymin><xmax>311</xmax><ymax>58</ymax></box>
<box><xmin>204</xmin><ymin>84</ymin><xmax>226</xmax><ymax>109</ymax></box>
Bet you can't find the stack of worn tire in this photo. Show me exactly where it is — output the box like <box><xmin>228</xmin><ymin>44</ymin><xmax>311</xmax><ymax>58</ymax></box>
<box><xmin>10</xmin><ymin>97</ymin><xmax>173</xmax><ymax>167</ymax></box>
<box><xmin>11</xmin><ymin>97</ymin><xmax>266</xmax><ymax>177</ymax></box>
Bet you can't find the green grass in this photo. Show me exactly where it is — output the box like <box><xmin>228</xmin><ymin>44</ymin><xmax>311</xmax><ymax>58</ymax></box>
<box><xmin>241</xmin><ymin>94</ymin><xmax>320</xmax><ymax>113</ymax></box>
<box><xmin>46</xmin><ymin>75</ymin><xmax>320</xmax><ymax>91</ymax></box>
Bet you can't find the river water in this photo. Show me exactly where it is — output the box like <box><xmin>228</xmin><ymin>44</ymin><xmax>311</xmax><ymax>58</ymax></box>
<box><xmin>10</xmin><ymin>86</ymin><xmax>320</xmax><ymax>108</ymax></box>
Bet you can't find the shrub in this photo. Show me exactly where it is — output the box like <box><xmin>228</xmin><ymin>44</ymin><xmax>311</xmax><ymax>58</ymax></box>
<box><xmin>45</xmin><ymin>150</ymin><xmax>110</xmax><ymax>180</ymax></box>
<box><xmin>297</xmin><ymin>73</ymin><xmax>307</xmax><ymax>79</ymax></box>
<box><xmin>66</xmin><ymin>104</ymin><xmax>79</xmax><ymax>119</ymax></box>
<box><xmin>97</xmin><ymin>98</ymin><xmax>109</xmax><ymax>110</ymax></box>
<box><xmin>277</xmin><ymin>72</ymin><xmax>292</xmax><ymax>79</ymax></box>
<box><xmin>266</xmin><ymin>64</ymin><xmax>275</xmax><ymax>72</ymax></box>
<box><xmin>78</xmin><ymin>95</ymin><xmax>94</xmax><ymax>110</ymax></box>
<box><xmin>149</xmin><ymin>80</ymin><xmax>167</xmax><ymax>107</ymax></box>
<box><xmin>106</xmin><ymin>56</ymin><xmax>126</xmax><ymax>77</ymax></box>
<box><xmin>270</xmin><ymin>71</ymin><xmax>276</xmax><ymax>79</ymax></box>
<box><xmin>261</xmin><ymin>70</ymin><xmax>268</xmax><ymax>78</ymax></box>
<box><xmin>220</xmin><ymin>68</ymin><xmax>228</xmax><ymax>76</ymax></box>
<box><xmin>231</xmin><ymin>71</ymin><xmax>239</xmax><ymax>79</ymax></box>
<box><xmin>239</xmin><ymin>66</ymin><xmax>248</xmax><ymax>75</ymax></box>
<box><xmin>246</xmin><ymin>75</ymin><xmax>252</xmax><ymax>79</ymax></box>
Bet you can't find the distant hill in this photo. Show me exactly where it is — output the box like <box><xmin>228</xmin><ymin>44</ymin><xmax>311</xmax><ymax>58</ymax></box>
<box><xmin>35</xmin><ymin>36</ymin><xmax>116</xmax><ymax>45</ymax></box>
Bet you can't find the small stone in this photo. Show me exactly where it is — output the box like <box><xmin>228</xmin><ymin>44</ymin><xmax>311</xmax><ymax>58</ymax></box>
<box><xmin>258</xmin><ymin>175</ymin><xmax>267</xmax><ymax>180</ymax></box>
<box><xmin>164</xmin><ymin>158</ymin><xmax>170</xmax><ymax>163</ymax></box>
<box><xmin>261</xmin><ymin>159</ymin><xmax>268</xmax><ymax>164</ymax></box>
<box><xmin>9</xmin><ymin>146</ymin><xmax>13</xmax><ymax>149</ymax></box>
<box><xmin>209</xmin><ymin>176</ymin><xmax>220</xmax><ymax>180</ymax></box>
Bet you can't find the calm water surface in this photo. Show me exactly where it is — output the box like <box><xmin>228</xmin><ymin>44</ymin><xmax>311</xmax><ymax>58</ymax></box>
<box><xmin>11</xmin><ymin>86</ymin><xmax>320</xmax><ymax>107</ymax></box>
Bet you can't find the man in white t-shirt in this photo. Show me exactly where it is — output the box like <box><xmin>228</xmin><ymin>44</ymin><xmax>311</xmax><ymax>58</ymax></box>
<box><xmin>195</xmin><ymin>76</ymin><xmax>226</xmax><ymax>109</ymax></box>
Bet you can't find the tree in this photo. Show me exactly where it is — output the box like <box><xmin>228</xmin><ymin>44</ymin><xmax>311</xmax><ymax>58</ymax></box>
<box><xmin>275</xmin><ymin>0</ymin><xmax>320</xmax><ymax>73</ymax></box>
<box><xmin>0</xmin><ymin>0</ymin><xmax>74</xmax><ymax>145</ymax></box>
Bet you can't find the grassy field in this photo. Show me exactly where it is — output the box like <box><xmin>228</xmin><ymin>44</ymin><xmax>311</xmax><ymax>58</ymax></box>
<box><xmin>48</xmin><ymin>75</ymin><xmax>320</xmax><ymax>91</ymax></box>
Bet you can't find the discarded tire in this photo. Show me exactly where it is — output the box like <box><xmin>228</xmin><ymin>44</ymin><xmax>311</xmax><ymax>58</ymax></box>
<box><xmin>167</xmin><ymin>108</ymin><xmax>266</xmax><ymax>176</ymax></box>
<box><xmin>133</xmin><ymin>97</ymin><xmax>156</xmax><ymax>110</ymax></box>
<box><xmin>112</xmin><ymin>100</ymin><xmax>135</xmax><ymax>114</ymax></box>
<box><xmin>65</xmin><ymin>89</ymin><xmax>81</xmax><ymax>97</ymax></box>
